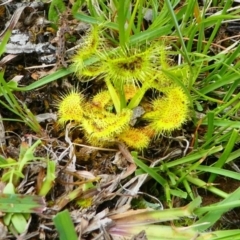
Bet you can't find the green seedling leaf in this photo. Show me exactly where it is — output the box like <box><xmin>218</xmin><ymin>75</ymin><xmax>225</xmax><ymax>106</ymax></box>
<box><xmin>0</xmin><ymin>194</ymin><xmax>45</xmax><ymax>213</ymax></box>
<box><xmin>10</xmin><ymin>213</ymin><xmax>27</xmax><ymax>234</ymax></box>
<box><xmin>3</xmin><ymin>212</ymin><xmax>13</xmax><ymax>226</ymax></box>
<box><xmin>9</xmin><ymin>140</ymin><xmax>43</xmax><ymax>185</ymax></box>
<box><xmin>72</xmin><ymin>0</ymin><xmax>84</xmax><ymax>15</ymax></box>
<box><xmin>19</xmin><ymin>142</ymin><xmax>28</xmax><ymax>161</ymax></box>
<box><xmin>77</xmin><ymin>197</ymin><xmax>93</xmax><ymax>208</ymax></box>
<box><xmin>6</xmin><ymin>80</ymin><xmax>18</xmax><ymax>89</ymax></box>
<box><xmin>12</xmin><ymin>170</ymin><xmax>25</xmax><ymax>179</ymax></box>
<box><xmin>2</xmin><ymin>171</ymin><xmax>13</xmax><ymax>183</ymax></box>
<box><xmin>3</xmin><ymin>183</ymin><xmax>15</xmax><ymax>194</ymax></box>
<box><xmin>0</xmin><ymin>155</ymin><xmax>8</xmax><ymax>164</ymax></box>
<box><xmin>48</xmin><ymin>0</ymin><xmax>66</xmax><ymax>23</ymax></box>
<box><xmin>0</xmin><ymin>156</ymin><xmax>20</xmax><ymax>168</ymax></box>
<box><xmin>53</xmin><ymin>179</ymin><xmax>97</xmax><ymax>211</ymax></box>
<box><xmin>76</xmin><ymin>182</ymin><xmax>95</xmax><ymax>208</ymax></box>
<box><xmin>18</xmin><ymin>140</ymin><xmax>42</xmax><ymax>172</ymax></box>
<box><xmin>0</xmin><ymin>30</ymin><xmax>11</xmax><ymax>56</ymax></box>
<box><xmin>38</xmin><ymin>160</ymin><xmax>56</xmax><ymax>196</ymax></box>
<box><xmin>53</xmin><ymin>210</ymin><xmax>78</xmax><ymax>240</ymax></box>
<box><xmin>0</xmin><ymin>80</ymin><xmax>18</xmax><ymax>96</ymax></box>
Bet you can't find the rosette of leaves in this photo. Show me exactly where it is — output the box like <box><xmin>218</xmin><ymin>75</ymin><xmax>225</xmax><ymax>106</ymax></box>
<box><xmin>71</xmin><ymin>25</ymin><xmax>107</xmax><ymax>79</ymax></box>
<box><xmin>56</xmin><ymin>88</ymin><xmax>152</xmax><ymax>149</ymax></box>
<box><xmin>68</xmin><ymin>24</ymin><xmax>192</xmax><ymax>149</ymax></box>
<box><xmin>55</xmin><ymin>89</ymin><xmax>85</xmax><ymax>126</ymax></box>
<box><xmin>143</xmin><ymin>86</ymin><xmax>189</xmax><ymax>134</ymax></box>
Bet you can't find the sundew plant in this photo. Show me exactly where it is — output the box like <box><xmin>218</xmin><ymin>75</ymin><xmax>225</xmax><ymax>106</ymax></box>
<box><xmin>56</xmin><ymin>7</ymin><xmax>193</xmax><ymax>150</ymax></box>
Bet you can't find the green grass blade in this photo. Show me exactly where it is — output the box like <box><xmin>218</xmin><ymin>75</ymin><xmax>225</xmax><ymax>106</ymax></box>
<box><xmin>226</xmin><ymin>149</ymin><xmax>240</xmax><ymax>163</ymax></box>
<box><xmin>0</xmin><ymin>194</ymin><xmax>45</xmax><ymax>213</ymax></box>
<box><xmin>53</xmin><ymin>210</ymin><xmax>78</xmax><ymax>240</ymax></box>
<box><xmin>206</xmin><ymin>230</ymin><xmax>240</xmax><ymax>240</ymax></box>
<box><xmin>204</xmin><ymin>111</ymin><xmax>215</xmax><ymax>142</ymax></box>
<box><xmin>129</xmin><ymin>24</ymin><xmax>172</xmax><ymax>44</ymax></box>
<box><xmin>218</xmin><ymin>44</ymin><xmax>240</xmax><ymax>76</ymax></box>
<box><xmin>164</xmin><ymin>0</ymin><xmax>190</xmax><ymax>64</ymax></box>
<box><xmin>48</xmin><ymin>0</ymin><xmax>66</xmax><ymax>23</ymax></box>
<box><xmin>38</xmin><ymin>160</ymin><xmax>56</xmax><ymax>196</ymax></box>
<box><xmin>0</xmin><ymin>30</ymin><xmax>11</xmax><ymax>56</ymax></box>
<box><xmin>198</xmin><ymin>201</ymin><xmax>240</xmax><ymax>213</ymax></box>
<box><xmin>162</xmin><ymin>145</ymin><xmax>223</xmax><ymax>169</ymax></box>
<box><xmin>203</xmin><ymin>0</ymin><xmax>232</xmax><ymax>54</ymax></box>
<box><xmin>194</xmin><ymin>188</ymin><xmax>240</xmax><ymax>231</ymax></box>
<box><xmin>197</xmin><ymin>165</ymin><xmax>240</xmax><ymax>180</ymax></box>
<box><xmin>74</xmin><ymin>12</ymin><xmax>119</xmax><ymax>30</ymax></box>
<box><xmin>186</xmin><ymin>175</ymin><xmax>228</xmax><ymax>199</ymax></box>
<box><xmin>199</xmin><ymin>72</ymin><xmax>240</xmax><ymax>95</ymax></box>
<box><xmin>208</xmin><ymin>129</ymin><xmax>239</xmax><ymax>183</ymax></box>
<box><xmin>15</xmin><ymin>68</ymin><xmax>73</xmax><ymax>91</ymax></box>
<box><xmin>182</xmin><ymin>178</ymin><xmax>195</xmax><ymax>200</ymax></box>
<box><xmin>201</xmin><ymin>119</ymin><xmax>240</xmax><ymax>129</ymax></box>
<box><xmin>117</xmin><ymin>0</ymin><xmax>131</xmax><ymax>47</ymax></box>
<box><xmin>132</xmin><ymin>152</ymin><xmax>167</xmax><ymax>187</ymax></box>
<box><xmin>105</xmin><ymin>78</ymin><xmax>121</xmax><ymax>113</ymax></box>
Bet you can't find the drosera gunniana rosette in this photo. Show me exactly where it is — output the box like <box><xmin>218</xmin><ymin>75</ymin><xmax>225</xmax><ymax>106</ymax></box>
<box><xmin>99</xmin><ymin>45</ymin><xmax>158</xmax><ymax>86</ymax></box>
<box><xmin>63</xmin><ymin>30</ymin><xmax>193</xmax><ymax>149</ymax></box>
<box><xmin>71</xmin><ymin>25</ymin><xmax>106</xmax><ymax>79</ymax></box>
<box><xmin>55</xmin><ymin>88</ymin><xmax>85</xmax><ymax>126</ymax></box>
<box><xmin>82</xmin><ymin>108</ymin><xmax>133</xmax><ymax>146</ymax></box>
<box><xmin>143</xmin><ymin>86</ymin><xmax>189</xmax><ymax>134</ymax></box>
<box><xmin>118</xmin><ymin>127</ymin><xmax>150</xmax><ymax>150</ymax></box>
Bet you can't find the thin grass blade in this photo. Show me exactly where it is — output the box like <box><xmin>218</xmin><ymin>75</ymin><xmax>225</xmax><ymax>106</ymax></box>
<box><xmin>53</xmin><ymin>210</ymin><xmax>78</xmax><ymax>240</ymax></box>
<box><xmin>0</xmin><ymin>194</ymin><xmax>45</xmax><ymax>213</ymax></box>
